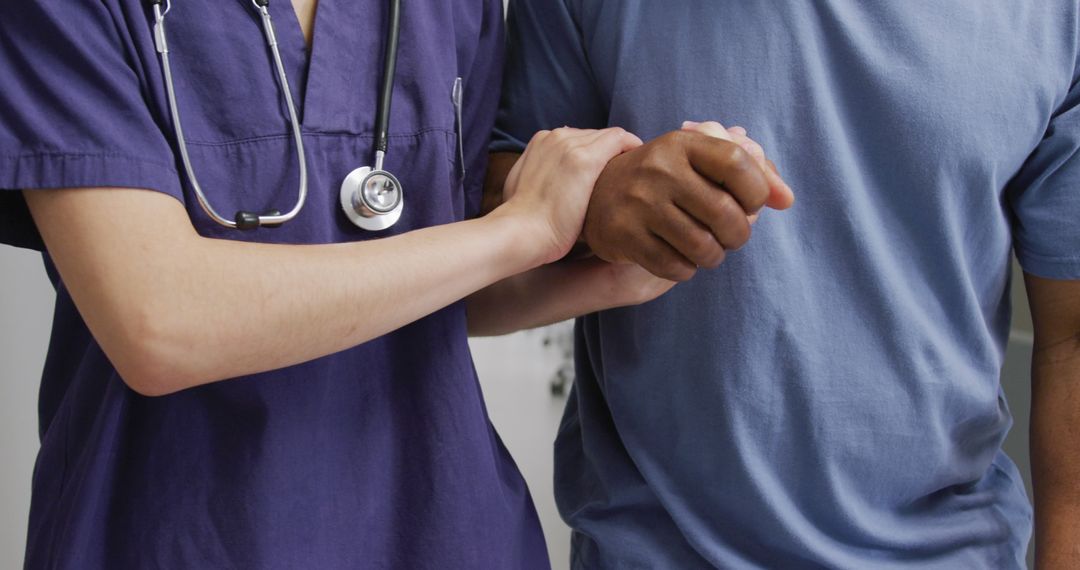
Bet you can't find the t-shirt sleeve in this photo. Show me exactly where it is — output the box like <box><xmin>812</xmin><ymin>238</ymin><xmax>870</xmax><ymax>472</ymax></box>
<box><xmin>0</xmin><ymin>2</ymin><xmax>183</xmax><ymax>251</ymax></box>
<box><xmin>490</xmin><ymin>0</ymin><xmax>609</xmax><ymax>154</ymax></box>
<box><xmin>1007</xmin><ymin>69</ymin><xmax>1080</xmax><ymax>280</ymax></box>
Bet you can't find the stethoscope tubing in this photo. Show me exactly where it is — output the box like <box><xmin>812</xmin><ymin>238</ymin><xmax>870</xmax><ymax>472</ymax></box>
<box><xmin>374</xmin><ymin>0</ymin><xmax>401</xmax><ymax>160</ymax></box>
<box><xmin>152</xmin><ymin>0</ymin><xmax>309</xmax><ymax>230</ymax></box>
<box><xmin>343</xmin><ymin>0</ymin><xmax>405</xmax><ymax>231</ymax></box>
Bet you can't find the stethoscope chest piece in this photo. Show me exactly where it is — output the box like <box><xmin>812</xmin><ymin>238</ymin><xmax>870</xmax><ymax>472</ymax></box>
<box><xmin>340</xmin><ymin>166</ymin><xmax>403</xmax><ymax>231</ymax></box>
<box><xmin>337</xmin><ymin>0</ymin><xmax>404</xmax><ymax>231</ymax></box>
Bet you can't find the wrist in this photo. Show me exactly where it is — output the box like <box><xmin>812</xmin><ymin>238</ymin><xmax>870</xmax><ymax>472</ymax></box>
<box><xmin>604</xmin><ymin>262</ymin><xmax>645</xmax><ymax>307</ymax></box>
<box><xmin>478</xmin><ymin>207</ymin><xmax>552</xmax><ymax>276</ymax></box>
<box><xmin>564</xmin><ymin>257</ymin><xmax>651</xmax><ymax>310</ymax></box>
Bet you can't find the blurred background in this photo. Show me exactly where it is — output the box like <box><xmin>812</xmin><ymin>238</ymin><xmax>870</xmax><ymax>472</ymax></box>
<box><xmin>0</xmin><ymin>244</ymin><xmax>1037</xmax><ymax>568</ymax></box>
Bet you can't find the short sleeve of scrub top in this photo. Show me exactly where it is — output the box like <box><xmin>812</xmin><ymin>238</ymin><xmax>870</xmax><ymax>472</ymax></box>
<box><xmin>1007</xmin><ymin>64</ymin><xmax>1080</xmax><ymax>280</ymax></box>
<box><xmin>0</xmin><ymin>2</ymin><xmax>183</xmax><ymax>251</ymax></box>
<box><xmin>491</xmin><ymin>0</ymin><xmax>608</xmax><ymax>153</ymax></box>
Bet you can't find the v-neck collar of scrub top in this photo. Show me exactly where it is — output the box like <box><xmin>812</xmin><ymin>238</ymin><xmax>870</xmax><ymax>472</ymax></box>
<box><xmin>265</xmin><ymin>0</ymin><xmax>393</xmax><ymax>134</ymax></box>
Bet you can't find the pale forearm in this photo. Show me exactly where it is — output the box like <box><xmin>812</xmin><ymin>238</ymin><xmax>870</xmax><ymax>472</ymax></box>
<box><xmin>466</xmin><ymin>257</ymin><xmax>631</xmax><ymax>337</ymax></box>
<box><xmin>27</xmin><ymin>188</ymin><xmax>541</xmax><ymax>395</ymax></box>
<box><xmin>154</xmin><ymin>212</ymin><xmax>538</xmax><ymax>390</ymax></box>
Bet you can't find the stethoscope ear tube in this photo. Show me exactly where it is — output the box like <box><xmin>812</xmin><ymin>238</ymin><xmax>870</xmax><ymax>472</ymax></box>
<box><xmin>151</xmin><ymin>0</ymin><xmax>309</xmax><ymax>230</ymax></box>
<box><xmin>340</xmin><ymin>0</ymin><xmax>406</xmax><ymax>231</ymax></box>
<box><xmin>374</xmin><ymin>0</ymin><xmax>402</xmax><ymax>156</ymax></box>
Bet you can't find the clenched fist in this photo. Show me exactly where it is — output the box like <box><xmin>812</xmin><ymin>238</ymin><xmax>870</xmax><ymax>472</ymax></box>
<box><xmin>582</xmin><ymin>121</ymin><xmax>793</xmax><ymax>281</ymax></box>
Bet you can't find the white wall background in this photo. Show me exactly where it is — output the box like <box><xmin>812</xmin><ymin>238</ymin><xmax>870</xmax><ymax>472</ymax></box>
<box><xmin>0</xmin><ymin>246</ymin><xmax>54</xmax><ymax>568</ymax></box>
<box><xmin>0</xmin><ymin>244</ymin><xmax>1037</xmax><ymax>569</ymax></box>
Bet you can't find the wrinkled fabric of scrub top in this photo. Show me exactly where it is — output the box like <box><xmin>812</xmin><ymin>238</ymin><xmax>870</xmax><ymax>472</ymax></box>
<box><xmin>0</xmin><ymin>1</ymin><xmax>550</xmax><ymax>568</ymax></box>
<box><xmin>494</xmin><ymin>1</ymin><xmax>1080</xmax><ymax>568</ymax></box>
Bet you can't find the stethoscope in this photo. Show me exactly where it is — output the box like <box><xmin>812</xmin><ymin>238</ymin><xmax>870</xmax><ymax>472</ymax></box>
<box><xmin>148</xmin><ymin>0</ymin><xmax>405</xmax><ymax>231</ymax></box>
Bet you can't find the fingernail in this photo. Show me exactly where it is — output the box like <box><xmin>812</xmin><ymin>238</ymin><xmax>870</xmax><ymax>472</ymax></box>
<box><xmin>681</xmin><ymin>120</ymin><xmax>699</xmax><ymax>128</ymax></box>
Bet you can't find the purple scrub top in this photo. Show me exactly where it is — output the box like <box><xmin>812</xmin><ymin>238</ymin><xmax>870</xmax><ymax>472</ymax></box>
<box><xmin>0</xmin><ymin>1</ymin><xmax>549</xmax><ymax>568</ymax></box>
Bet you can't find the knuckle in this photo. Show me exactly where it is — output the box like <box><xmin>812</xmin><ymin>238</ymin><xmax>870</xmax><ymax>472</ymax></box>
<box><xmin>563</xmin><ymin>145</ymin><xmax>593</xmax><ymax>170</ymax></box>
<box><xmin>717</xmin><ymin>144</ymin><xmax>769</xmax><ymax>210</ymax></box>
<box><xmin>742</xmin><ymin>191</ymin><xmax>768</xmax><ymax>214</ymax></box>
<box><xmin>642</xmin><ymin>131</ymin><xmax>682</xmax><ymax>158</ymax></box>
<box><xmin>726</xmin><ymin>219</ymin><xmax>753</xmax><ymax>250</ymax></box>
<box><xmin>662</xmin><ymin>260</ymin><xmax>696</xmax><ymax>282</ymax></box>
<box><xmin>718</xmin><ymin>142</ymin><xmax>753</xmax><ymax>172</ymax></box>
<box><xmin>696</xmin><ymin>242</ymin><xmax>725</xmax><ymax>268</ymax></box>
<box><xmin>548</xmin><ymin>127</ymin><xmax>574</xmax><ymax>143</ymax></box>
<box><xmin>703</xmin><ymin>248</ymin><xmax>727</xmax><ymax>269</ymax></box>
<box><xmin>627</xmin><ymin>185</ymin><xmax>654</xmax><ymax>208</ymax></box>
<box><xmin>662</xmin><ymin>129</ymin><xmax>693</xmax><ymax>148</ymax></box>
<box><xmin>710</xmin><ymin>194</ymin><xmax>750</xmax><ymax>247</ymax></box>
<box><xmin>638</xmin><ymin>146</ymin><xmax>679</xmax><ymax>178</ymax></box>
<box><xmin>685</xmin><ymin>231</ymin><xmax>719</xmax><ymax>263</ymax></box>
<box><xmin>638</xmin><ymin>151</ymin><xmax>668</xmax><ymax>175</ymax></box>
<box><xmin>645</xmin><ymin>251</ymin><xmax>694</xmax><ymax>282</ymax></box>
<box><xmin>713</xmin><ymin>190</ymin><xmax>742</xmax><ymax>219</ymax></box>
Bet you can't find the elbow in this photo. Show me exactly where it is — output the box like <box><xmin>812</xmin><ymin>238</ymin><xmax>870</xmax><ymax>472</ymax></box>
<box><xmin>465</xmin><ymin>315</ymin><xmax>496</xmax><ymax>338</ymax></box>
<box><xmin>465</xmin><ymin>299</ymin><xmax>515</xmax><ymax>337</ymax></box>
<box><xmin>108</xmin><ymin>304</ymin><xmax>197</xmax><ymax>397</ymax></box>
<box><xmin>466</xmin><ymin>321</ymin><xmax>509</xmax><ymax>338</ymax></box>
<box><xmin>117</xmin><ymin>359</ymin><xmax>182</xmax><ymax>398</ymax></box>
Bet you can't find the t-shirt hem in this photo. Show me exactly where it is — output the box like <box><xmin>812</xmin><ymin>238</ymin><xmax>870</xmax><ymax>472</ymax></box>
<box><xmin>1015</xmin><ymin>249</ymin><xmax>1080</xmax><ymax>280</ymax></box>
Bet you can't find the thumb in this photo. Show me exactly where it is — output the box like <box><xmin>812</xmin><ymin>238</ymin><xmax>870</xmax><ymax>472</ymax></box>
<box><xmin>763</xmin><ymin>159</ymin><xmax>795</xmax><ymax>210</ymax></box>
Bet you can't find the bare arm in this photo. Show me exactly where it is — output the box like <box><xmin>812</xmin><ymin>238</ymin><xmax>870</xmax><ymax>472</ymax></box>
<box><xmin>1026</xmin><ymin>273</ymin><xmax>1080</xmax><ymax>569</ymax></box>
<box><xmin>27</xmin><ymin>188</ymin><xmax>538</xmax><ymax>395</ymax></box>
<box><xmin>25</xmin><ymin>127</ymin><xmax>639</xmax><ymax>396</ymax></box>
<box><xmin>467</xmin><ymin>255</ymin><xmax>672</xmax><ymax>336</ymax></box>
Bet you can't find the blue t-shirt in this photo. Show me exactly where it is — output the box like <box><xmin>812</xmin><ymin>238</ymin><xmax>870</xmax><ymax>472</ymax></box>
<box><xmin>494</xmin><ymin>1</ymin><xmax>1080</xmax><ymax>568</ymax></box>
<box><xmin>0</xmin><ymin>1</ymin><xmax>549</xmax><ymax>568</ymax></box>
